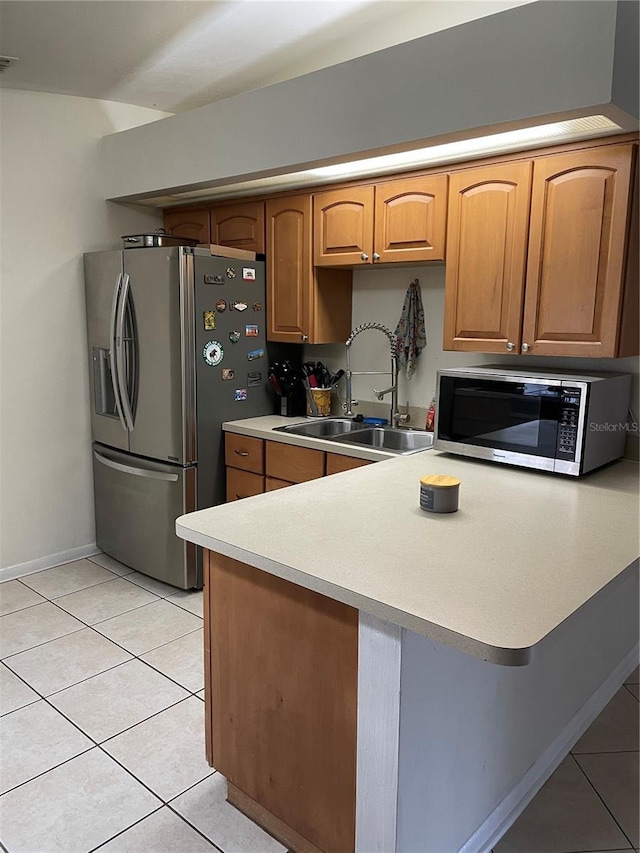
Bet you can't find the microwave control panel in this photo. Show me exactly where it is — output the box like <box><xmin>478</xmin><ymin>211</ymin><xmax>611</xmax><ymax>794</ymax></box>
<box><xmin>556</xmin><ymin>387</ymin><xmax>582</xmax><ymax>459</ymax></box>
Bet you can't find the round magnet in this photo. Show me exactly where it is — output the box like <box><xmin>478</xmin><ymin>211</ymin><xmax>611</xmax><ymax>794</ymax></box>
<box><xmin>229</xmin><ymin>330</ymin><xmax>241</xmax><ymax>343</ymax></box>
<box><xmin>215</xmin><ymin>300</ymin><xmax>227</xmax><ymax>312</ymax></box>
<box><xmin>203</xmin><ymin>340</ymin><xmax>224</xmax><ymax>366</ymax></box>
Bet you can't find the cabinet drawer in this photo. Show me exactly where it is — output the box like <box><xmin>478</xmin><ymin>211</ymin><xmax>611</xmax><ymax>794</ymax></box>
<box><xmin>326</xmin><ymin>453</ymin><xmax>372</xmax><ymax>476</ymax></box>
<box><xmin>225</xmin><ymin>434</ymin><xmax>264</xmax><ymax>474</ymax></box>
<box><xmin>266</xmin><ymin>441</ymin><xmax>325</xmax><ymax>483</ymax></box>
<box><xmin>265</xmin><ymin>476</ymin><xmax>292</xmax><ymax>492</ymax></box>
<box><xmin>226</xmin><ymin>468</ymin><xmax>265</xmax><ymax>502</ymax></box>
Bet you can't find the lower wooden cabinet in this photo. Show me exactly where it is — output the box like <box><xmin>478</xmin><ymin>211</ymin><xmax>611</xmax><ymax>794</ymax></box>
<box><xmin>225</xmin><ymin>434</ymin><xmax>374</xmax><ymax>502</ymax></box>
<box><xmin>225</xmin><ymin>433</ymin><xmax>264</xmax><ymax>474</ymax></box>
<box><xmin>204</xmin><ymin>551</ymin><xmax>357</xmax><ymax>852</ymax></box>
<box><xmin>265</xmin><ymin>476</ymin><xmax>292</xmax><ymax>491</ymax></box>
<box><xmin>226</xmin><ymin>468</ymin><xmax>264</xmax><ymax>502</ymax></box>
<box><xmin>266</xmin><ymin>442</ymin><xmax>325</xmax><ymax>483</ymax></box>
<box><xmin>326</xmin><ymin>453</ymin><xmax>371</xmax><ymax>475</ymax></box>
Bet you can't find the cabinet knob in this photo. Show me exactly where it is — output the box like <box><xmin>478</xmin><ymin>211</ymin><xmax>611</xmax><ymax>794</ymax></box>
<box><xmin>360</xmin><ymin>253</ymin><xmax>369</xmax><ymax>261</ymax></box>
<box><xmin>301</xmin><ymin>334</ymin><xmax>308</xmax><ymax>342</ymax></box>
<box><xmin>506</xmin><ymin>341</ymin><xmax>515</xmax><ymax>352</ymax></box>
<box><xmin>522</xmin><ymin>342</ymin><xmax>530</xmax><ymax>352</ymax></box>
<box><xmin>372</xmin><ymin>252</ymin><xmax>380</xmax><ymax>262</ymax></box>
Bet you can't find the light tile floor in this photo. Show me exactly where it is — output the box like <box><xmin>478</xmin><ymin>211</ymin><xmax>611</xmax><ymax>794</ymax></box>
<box><xmin>0</xmin><ymin>555</ymin><xmax>638</xmax><ymax>852</ymax></box>
<box><xmin>0</xmin><ymin>555</ymin><xmax>284</xmax><ymax>853</ymax></box>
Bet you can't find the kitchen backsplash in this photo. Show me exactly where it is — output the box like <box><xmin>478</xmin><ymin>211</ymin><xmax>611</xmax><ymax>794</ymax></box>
<box><xmin>304</xmin><ymin>264</ymin><xmax>639</xmax><ymax>459</ymax></box>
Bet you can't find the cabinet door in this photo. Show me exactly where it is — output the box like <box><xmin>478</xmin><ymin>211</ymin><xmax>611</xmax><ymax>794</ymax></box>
<box><xmin>163</xmin><ymin>207</ymin><xmax>210</xmax><ymax>243</ymax></box>
<box><xmin>325</xmin><ymin>453</ymin><xmax>372</xmax><ymax>475</ymax></box>
<box><xmin>266</xmin><ymin>195</ymin><xmax>312</xmax><ymax>344</ymax></box>
<box><xmin>444</xmin><ymin>161</ymin><xmax>532</xmax><ymax>353</ymax></box>
<box><xmin>522</xmin><ymin>145</ymin><xmax>635</xmax><ymax>357</ymax></box>
<box><xmin>207</xmin><ymin>553</ymin><xmax>357</xmax><ymax>853</ymax></box>
<box><xmin>225</xmin><ymin>434</ymin><xmax>264</xmax><ymax>474</ymax></box>
<box><xmin>265</xmin><ymin>476</ymin><xmax>292</xmax><ymax>491</ymax></box>
<box><xmin>374</xmin><ymin>175</ymin><xmax>448</xmax><ymax>263</ymax></box>
<box><xmin>265</xmin><ymin>441</ymin><xmax>325</xmax><ymax>483</ymax></box>
<box><xmin>314</xmin><ymin>186</ymin><xmax>374</xmax><ymax>266</ymax></box>
<box><xmin>266</xmin><ymin>195</ymin><xmax>353</xmax><ymax>344</ymax></box>
<box><xmin>226</xmin><ymin>468</ymin><xmax>264</xmax><ymax>502</ymax></box>
<box><xmin>211</xmin><ymin>201</ymin><xmax>265</xmax><ymax>253</ymax></box>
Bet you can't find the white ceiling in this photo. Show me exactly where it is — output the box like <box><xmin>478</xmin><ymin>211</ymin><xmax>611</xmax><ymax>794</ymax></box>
<box><xmin>0</xmin><ymin>0</ymin><xmax>535</xmax><ymax>114</ymax></box>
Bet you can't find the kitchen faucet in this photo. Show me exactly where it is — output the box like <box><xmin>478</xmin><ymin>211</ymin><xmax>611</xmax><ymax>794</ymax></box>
<box><xmin>343</xmin><ymin>322</ymin><xmax>410</xmax><ymax>427</ymax></box>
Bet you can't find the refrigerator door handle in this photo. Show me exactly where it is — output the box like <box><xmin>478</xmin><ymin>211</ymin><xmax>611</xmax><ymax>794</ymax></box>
<box><xmin>93</xmin><ymin>450</ymin><xmax>179</xmax><ymax>482</ymax></box>
<box><xmin>109</xmin><ymin>272</ymin><xmax>127</xmax><ymax>431</ymax></box>
<box><xmin>115</xmin><ymin>272</ymin><xmax>135</xmax><ymax>432</ymax></box>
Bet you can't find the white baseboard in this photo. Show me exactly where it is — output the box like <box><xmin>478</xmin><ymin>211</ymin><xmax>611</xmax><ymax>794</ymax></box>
<box><xmin>0</xmin><ymin>544</ymin><xmax>100</xmax><ymax>583</ymax></box>
<box><xmin>460</xmin><ymin>643</ymin><xmax>640</xmax><ymax>853</ymax></box>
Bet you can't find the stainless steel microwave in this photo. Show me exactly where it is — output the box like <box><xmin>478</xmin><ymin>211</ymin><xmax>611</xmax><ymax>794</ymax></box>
<box><xmin>434</xmin><ymin>366</ymin><xmax>632</xmax><ymax>476</ymax></box>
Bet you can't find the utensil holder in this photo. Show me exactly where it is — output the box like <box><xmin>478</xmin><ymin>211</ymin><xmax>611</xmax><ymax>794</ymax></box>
<box><xmin>306</xmin><ymin>388</ymin><xmax>331</xmax><ymax>417</ymax></box>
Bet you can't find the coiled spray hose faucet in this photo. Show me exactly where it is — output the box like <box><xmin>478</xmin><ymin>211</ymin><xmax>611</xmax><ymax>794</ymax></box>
<box><xmin>343</xmin><ymin>323</ymin><xmax>408</xmax><ymax>425</ymax></box>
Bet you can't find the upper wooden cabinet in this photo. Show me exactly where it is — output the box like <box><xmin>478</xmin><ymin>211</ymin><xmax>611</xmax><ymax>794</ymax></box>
<box><xmin>522</xmin><ymin>145</ymin><xmax>637</xmax><ymax>358</ymax></box>
<box><xmin>163</xmin><ymin>207</ymin><xmax>210</xmax><ymax>244</ymax></box>
<box><xmin>444</xmin><ymin>161</ymin><xmax>532</xmax><ymax>353</ymax></box>
<box><xmin>266</xmin><ymin>195</ymin><xmax>352</xmax><ymax>344</ymax></box>
<box><xmin>444</xmin><ymin>143</ymin><xmax>638</xmax><ymax>357</ymax></box>
<box><xmin>210</xmin><ymin>201</ymin><xmax>265</xmax><ymax>253</ymax></box>
<box><xmin>314</xmin><ymin>175</ymin><xmax>448</xmax><ymax>266</ymax></box>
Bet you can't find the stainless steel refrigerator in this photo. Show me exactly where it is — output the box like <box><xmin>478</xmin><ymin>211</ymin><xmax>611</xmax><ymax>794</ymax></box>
<box><xmin>84</xmin><ymin>244</ymin><xmax>275</xmax><ymax>589</ymax></box>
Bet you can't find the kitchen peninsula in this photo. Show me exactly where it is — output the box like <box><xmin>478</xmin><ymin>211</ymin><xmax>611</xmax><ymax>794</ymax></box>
<box><xmin>176</xmin><ymin>442</ymin><xmax>639</xmax><ymax>853</ymax></box>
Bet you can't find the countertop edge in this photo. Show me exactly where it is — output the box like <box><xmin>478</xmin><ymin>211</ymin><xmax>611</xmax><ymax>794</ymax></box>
<box><xmin>222</xmin><ymin>417</ymin><xmax>420</xmax><ymax>462</ymax></box>
<box><xmin>177</xmin><ymin>519</ymin><xmax>534</xmax><ymax>666</ymax></box>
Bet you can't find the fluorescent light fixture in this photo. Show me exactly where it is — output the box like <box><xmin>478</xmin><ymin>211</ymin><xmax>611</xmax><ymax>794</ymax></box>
<box><xmin>155</xmin><ymin>114</ymin><xmax>624</xmax><ymax>206</ymax></box>
<box><xmin>307</xmin><ymin>116</ymin><xmax>622</xmax><ymax>179</ymax></box>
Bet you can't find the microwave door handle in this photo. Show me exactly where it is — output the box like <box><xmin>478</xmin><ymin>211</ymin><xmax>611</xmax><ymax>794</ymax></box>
<box><xmin>109</xmin><ymin>273</ymin><xmax>127</xmax><ymax>431</ymax></box>
<box><xmin>115</xmin><ymin>273</ymin><xmax>135</xmax><ymax>432</ymax></box>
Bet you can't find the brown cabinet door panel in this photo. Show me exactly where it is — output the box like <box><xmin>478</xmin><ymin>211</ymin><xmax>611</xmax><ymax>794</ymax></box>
<box><xmin>225</xmin><ymin>434</ymin><xmax>264</xmax><ymax>474</ymax></box>
<box><xmin>211</xmin><ymin>201</ymin><xmax>265</xmax><ymax>253</ymax></box>
<box><xmin>266</xmin><ymin>441</ymin><xmax>325</xmax><ymax>483</ymax></box>
<box><xmin>522</xmin><ymin>145</ymin><xmax>634</xmax><ymax>357</ymax></box>
<box><xmin>325</xmin><ymin>453</ymin><xmax>371</xmax><ymax>475</ymax></box>
<box><xmin>265</xmin><ymin>476</ymin><xmax>292</xmax><ymax>491</ymax></box>
<box><xmin>444</xmin><ymin>161</ymin><xmax>532</xmax><ymax>352</ymax></box>
<box><xmin>374</xmin><ymin>175</ymin><xmax>447</xmax><ymax>262</ymax></box>
<box><xmin>208</xmin><ymin>553</ymin><xmax>357</xmax><ymax>853</ymax></box>
<box><xmin>225</xmin><ymin>468</ymin><xmax>264</xmax><ymax>502</ymax></box>
<box><xmin>266</xmin><ymin>196</ymin><xmax>311</xmax><ymax>343</ymax></box>
<box><xmin>314</xmin><ymin>186</ymin><xmax>374</xmax><ymax>266</ymax></box>
<box><xmin>163</xmin><ymin>208</ymin><xmax>210</xmax><ymax>243</ymax></box>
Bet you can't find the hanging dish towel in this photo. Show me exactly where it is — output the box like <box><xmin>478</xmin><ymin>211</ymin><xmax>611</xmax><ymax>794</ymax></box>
<box><xmin>395</xmin><ymin>279</ymin><xmax>426</xmax><ymax>379</ymax></box>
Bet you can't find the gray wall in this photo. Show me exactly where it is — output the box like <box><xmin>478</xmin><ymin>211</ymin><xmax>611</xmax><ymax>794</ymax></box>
<box><xmin>101</xmin><ymin>1</ymin><xmax>630</xmax><ymax>201</ymax></box>
<box><xmin>396</xmin><ymin>563</ymin><xmax>639</xmax><ymax>851</ymax></box>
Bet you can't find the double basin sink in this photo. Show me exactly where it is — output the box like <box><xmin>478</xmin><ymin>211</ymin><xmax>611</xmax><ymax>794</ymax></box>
<box><xmin>274</xmin><ymin>418</ymin><xmax>433</xmax><ymax>455</ymax></box>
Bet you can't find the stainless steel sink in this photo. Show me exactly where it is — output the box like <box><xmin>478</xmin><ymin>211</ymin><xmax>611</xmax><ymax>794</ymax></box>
<box><xmin>274</xmin><ymin>419</ymin><xmax>433</xmax><ymax>454</ymax></box>
<box><xmin>274</xmin><ymin>418</ymin><xmax>369</xmax><ymax>439</ymax></box>
<box><xmin>333</xmin><ymin>427</ymin><xmax>434</xmax><ymax>454</ymax></box>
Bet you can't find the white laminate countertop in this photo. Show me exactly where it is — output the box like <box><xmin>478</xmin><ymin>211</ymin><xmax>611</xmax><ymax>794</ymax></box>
<box><xmin>178</xmin><ymin>419</ymin><xmax>639</xmax><ymax>665</ymax></box>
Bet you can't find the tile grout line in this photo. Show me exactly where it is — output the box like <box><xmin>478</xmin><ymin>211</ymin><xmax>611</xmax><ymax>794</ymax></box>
<box><xmin>3</xmin><ymin>595</ymin><xmax>204</xmax><ymax>713</ymax></box>
<box><xmin>2</xmin><ymin>594</ymin><xmax>202</xmax><ymax>669</ymax></box>
<box><xmin>86</xmin><ymin>804</ymin><xmax>166</xmax><ymax>853</ymax></box>
<box><xmin>0</xmin><ymin>691</ymin><xmax>199</xmax><ymax>799</ymax></box>
<box><xmin>2</xmin><ymin>562</ymin><xmax>225</xmax><ymax>851</ymax></box>
<box><xmin>570</xmin><ymin>752</ymin><xmax>638</xmax><ymax>850</ymax></box>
